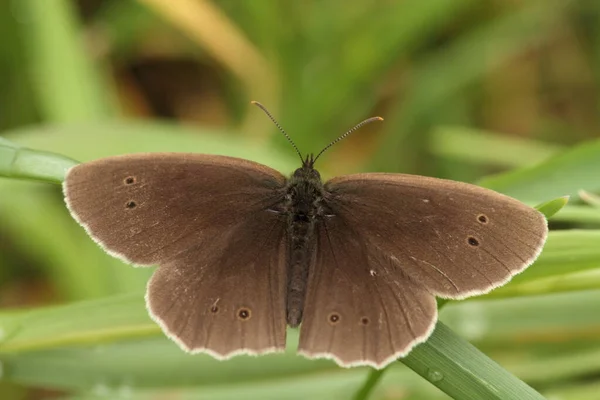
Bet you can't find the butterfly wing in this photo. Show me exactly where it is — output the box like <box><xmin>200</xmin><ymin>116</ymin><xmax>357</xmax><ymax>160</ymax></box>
<box><xmin>321</xmin><ymin>173</ymin><xmax>548</xmax><ymax>299</ymax></box>
<box><xmin>63</xmin><ymin>153</ymin><xmax>287</xmax><ymax>265</ymax></box>
<box><xmin>298</xmin><ymin>173</ymin><xmax>547</xmax><ymax>368</ymax></box>
<box><xmin>64</xmin><ymin>153</ymin><xmax>289</xmax><ymax>356</ymax></box>
<box><xmin>147</xmin><ymin>213</ymin><xmax>288</xmax><ymax>357</ymax></box>
<box><xmin>298</xmin><ymin>216</ymin><xmax>437</xmax><ymax>368</ymax></box>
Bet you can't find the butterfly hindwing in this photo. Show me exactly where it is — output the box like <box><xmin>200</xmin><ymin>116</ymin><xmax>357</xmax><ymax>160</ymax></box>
<box><xmin>146</xmin><ymin>213</ymin><xmax>288</xmax><ymax>357</ymax></box>
<box><xmin>298</xmin><ymin>216</ymin><xmax>437</xmax><ymax>368</ymax></box>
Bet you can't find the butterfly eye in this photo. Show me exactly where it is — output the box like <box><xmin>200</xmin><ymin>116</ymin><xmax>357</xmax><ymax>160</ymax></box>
<box><xmin>467</xmin><ymin>237</ymin><xmax>480</xmax><ymax>247</ymax></box>
<box><xmin>328</xmin><ymin>313</ymin><xmax>340</xmax><ymax>324</ymax></box>
<box><xmin>360</xmin><ymin>317</ymin><xmax>370</xmax><ymax>326</ymax></box>
<box><xmin>237</xmin><ymin>308</ymin><xmax>251</xmax><ymax>320</ymax></box>
<box><xmin>210</xmin><ymin>305</ymin><xmax>219</xmax><ymax>313</ymax></box>
<box><xmin>477</xmin><ymin>214</ymin><xmax>489</xmax><ymax>224</ymax></box>
<box><xmin>124</xmin><ymin>176</ymin><xmax>136</xmax><ymax>185</ymax></box>
<box><xmin>125</xmin><ymin>201</ymin><xmax>137</xmax><ymax>209</ymax></box>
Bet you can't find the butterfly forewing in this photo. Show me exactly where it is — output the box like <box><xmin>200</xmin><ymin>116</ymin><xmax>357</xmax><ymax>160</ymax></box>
<box><xmin>322</xmin><ymin>173</ymin><xmax>548</xmax><ymax>299</ymax></box>
<box><xmin>63</xmin><ymin>153</ymin><xmax>287</xmax><ymax>265</ymax></box>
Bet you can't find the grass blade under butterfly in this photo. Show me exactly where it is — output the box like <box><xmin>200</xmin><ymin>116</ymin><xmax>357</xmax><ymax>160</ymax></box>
<box><xmin>401</xmin><ymin>322</ymin><xmax>546</xmax><ymax>400</ymax></box>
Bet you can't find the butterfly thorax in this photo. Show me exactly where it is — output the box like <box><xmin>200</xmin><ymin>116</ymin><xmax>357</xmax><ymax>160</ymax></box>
<box><xmin>284</xmin><ymin>161</ymin><xmax>327</xmax><ymax>327</ymax></box>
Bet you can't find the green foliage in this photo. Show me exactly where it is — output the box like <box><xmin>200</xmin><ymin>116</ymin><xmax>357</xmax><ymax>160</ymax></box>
<box><xmin>535</xmin><ymin>197</ymin><xmax>570</xmax><ymax>219</ymax></box>
<box><xmin>1</xmin><ymin>0</ymin><xmax>600</xmax><ymax>399</ymax></box>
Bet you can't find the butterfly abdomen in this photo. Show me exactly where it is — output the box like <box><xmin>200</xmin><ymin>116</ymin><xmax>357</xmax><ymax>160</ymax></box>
<box><xmin>285</xmin><ymin>167</ymin><xmax>325</xmax><ymax>327</ymax></box>
<box><xmin>286</xmin><ymin>216</ymin><xmax>314</xmax><ymax>327</ymax></box>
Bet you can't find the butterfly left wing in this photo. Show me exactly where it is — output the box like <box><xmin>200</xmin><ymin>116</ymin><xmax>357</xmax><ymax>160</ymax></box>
<box><xmin>63</xmin><ymin>153</ymin><xmax>290</xmax><ymax>358</ymax></box>
<box><xmin>298</xmin><ymin>216</ymin><xmax>437</xmax><ymax>368</ymax></box>
<box><xmin>146</xmin><ymin>210</ymin><xmax>289</xmax><ymax>358</ymax></box>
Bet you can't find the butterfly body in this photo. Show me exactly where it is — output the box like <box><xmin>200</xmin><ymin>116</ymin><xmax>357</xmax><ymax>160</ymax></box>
<box><xmin>281</xmin><ymin>156</ymin><xmax>327</xmax><ymax>327</ymax></box>
<box><xmin>63</xmin><ymin>152</ymin><xmax>548</xmax><ymax>368</ymax></box>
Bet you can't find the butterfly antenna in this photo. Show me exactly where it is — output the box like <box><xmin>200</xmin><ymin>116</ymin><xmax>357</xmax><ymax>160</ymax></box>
<box><xmin>251</xmin><ymin>101</ymin><xmax>304</xmax><ymax>163</ymax></box>
<box><xmin>313</xmin><ymin>116</ymin><xmax>384</xmax><ymax>163</ymax></box>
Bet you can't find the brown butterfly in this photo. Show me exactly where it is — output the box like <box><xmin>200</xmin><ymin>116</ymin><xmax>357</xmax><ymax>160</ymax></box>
<box><xmin>63</xmin><ymin>103</ymin><xmax>547</xmax><ymax>368</ymax></box>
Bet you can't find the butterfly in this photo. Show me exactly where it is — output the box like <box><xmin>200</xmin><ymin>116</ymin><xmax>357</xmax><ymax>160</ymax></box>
<box><xmin>62</xmin><ymin>102</ymin><xmax>548</xmax><ymax>368</ymax></box>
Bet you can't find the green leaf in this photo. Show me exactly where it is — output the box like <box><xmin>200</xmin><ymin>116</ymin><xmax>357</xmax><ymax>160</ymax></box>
<box><xmin>0</xmin><ymin>137</ymin><xmax>77</xmax><ymax>184</ymax></box>
<box><xmin>535</xmin><ymin>196</ymin><xmax>569</xmax><ymax>219</ymax></box>
<box><xmin>486</xmin><ymin>269</ymin><xmax>600</xmax><ymax>300</ymax></box>
<box><xmin>430</xmin><ymin>126</ymin><xmax>563</xmax><ymax>169</ymax></box>
<box><xmin>480</xmin><ymin>139</ymin><xmax>600</xmax><ymax>203</ymax></box>
<box><xmin>402</xmin><ymin>323</ymin><xmax>545</xmax><ymax>400</ymax></box>
<box><xmin>442</xmin><ymin>290</ymin><xmax>600</xmax><ymax>353</ymax></box>
<box><xmin>13</xmin><ymin>0</ymin><xmax>116</xmax><ymax>122</ymax></box>
<box><xmin>491</xmin><ymin>230</ymin><xmax>600</xmax><ymax>290</ymax></box>
<box><xmin>352</xmin><ymin>369</ymin><xmax>387</xmax><ymax>400</ymax></box>
<box><xmin>0</xmin><ymin>294</ymin><xmax>154</xmax><ymax>353</ymax></box>
<box><xmin>547</xmin><ymin>205</ymin><xmax>600</xmax><ymax>226</ymax></box>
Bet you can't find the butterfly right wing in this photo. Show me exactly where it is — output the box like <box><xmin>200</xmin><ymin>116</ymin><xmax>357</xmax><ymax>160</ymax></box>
<box><xmin>63</xmin><ymin>153</ymin><xmax>287</xmax><ymax>265</ymax></box>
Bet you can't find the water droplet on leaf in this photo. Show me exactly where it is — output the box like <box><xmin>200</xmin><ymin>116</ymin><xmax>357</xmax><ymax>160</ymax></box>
<box><xmin>427</xmin><ymin>369</ymin><xmax>444</xmax><ymax>382</ymax></box>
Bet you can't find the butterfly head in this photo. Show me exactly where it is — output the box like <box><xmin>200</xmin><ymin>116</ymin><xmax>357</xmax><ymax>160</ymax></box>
<box><xmin>292</xmin><ymin>154</ymin><xmax>321</xmax><ymax>183</ymax></box>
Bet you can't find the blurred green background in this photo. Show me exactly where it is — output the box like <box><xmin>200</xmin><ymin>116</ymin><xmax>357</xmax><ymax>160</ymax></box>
<box><xmin>1</xmin><ymin>0</ymin><xmax>600</xmax><ymax>399</ymax></box>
